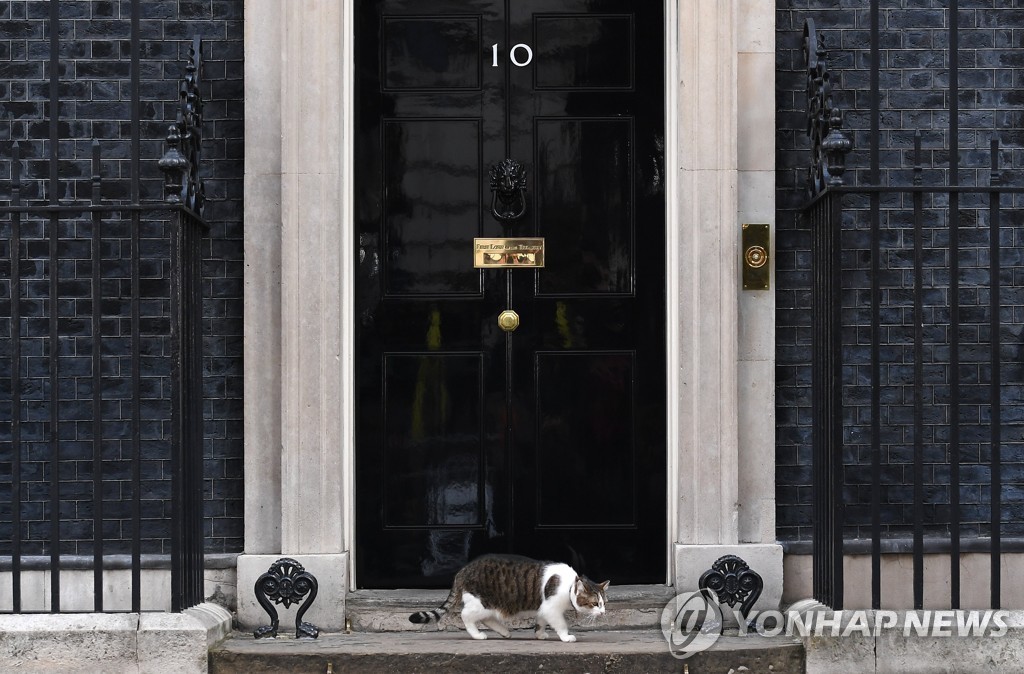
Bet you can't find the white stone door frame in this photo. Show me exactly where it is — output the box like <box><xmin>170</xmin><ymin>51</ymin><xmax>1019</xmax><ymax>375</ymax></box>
<box><xmin>240</xmin><ymin>0</ymin><xmax>780</xmax><ymax>630</ymax></box>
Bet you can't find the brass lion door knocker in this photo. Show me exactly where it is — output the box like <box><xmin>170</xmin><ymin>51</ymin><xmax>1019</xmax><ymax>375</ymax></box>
<box><xmin>489</xmin><ymin>158</ymin><xmax>527</xmax><ymax>222</ymax></box>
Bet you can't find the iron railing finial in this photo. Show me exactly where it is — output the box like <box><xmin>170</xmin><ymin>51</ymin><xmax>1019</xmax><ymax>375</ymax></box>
<box><xmin>159</xmin><ymin>36</ymin><xmax>205</xmax><ymax>213</ymax></box>
<box><xmin>804</xmin><ymin>20</ymin><xmax>852</xmax><ymax>197</ymax></box>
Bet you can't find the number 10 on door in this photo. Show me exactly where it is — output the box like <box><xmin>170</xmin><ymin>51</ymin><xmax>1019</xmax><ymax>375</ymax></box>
<box><xmin>491</xmin><ymin>43</ymin><xmax>533</xmax><ymax>67</ymax></box>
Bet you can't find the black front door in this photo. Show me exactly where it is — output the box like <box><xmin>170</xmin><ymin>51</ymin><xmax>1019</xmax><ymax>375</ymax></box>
<box><xmin>355</xmin><ymin>0</ymin><xmax>665</xmax><ymax>588</ymax></box>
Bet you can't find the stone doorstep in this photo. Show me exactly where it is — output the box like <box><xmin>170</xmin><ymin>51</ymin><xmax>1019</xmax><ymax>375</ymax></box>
<box><xmin>209</xmin><ymin>629</ymin><xmax>806</xmax><ymax>674</ymax></box>
<box><xmin>344</xmin><ymin>583</ymin><xmax>679</xmax><ymax>633</ymax></box>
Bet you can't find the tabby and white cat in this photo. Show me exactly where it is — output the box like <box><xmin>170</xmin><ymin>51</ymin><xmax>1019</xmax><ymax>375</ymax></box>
<box><xmin>409</xmin><ymin>553</ymin><xmax>609</xmax><ymax>642</ymax></box>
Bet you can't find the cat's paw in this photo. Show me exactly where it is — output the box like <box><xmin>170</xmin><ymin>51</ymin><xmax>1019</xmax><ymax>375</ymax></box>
<box><xmin>469</xmin><ymin>632</ymin><xmax>488</xmax><ymax>640</ymax></box>
<box><xmin>535</xmin><ymin>629</ymin><xmax>548</xmax><ymax>640</ymax></box>
<box><xmin>559</xmin><ymin>634</ymin><xmax>577</xmax><ymax>643</ymax></box>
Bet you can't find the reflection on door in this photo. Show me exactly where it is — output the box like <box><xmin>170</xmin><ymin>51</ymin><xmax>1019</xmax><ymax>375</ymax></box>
<box><xmin>355</xmin><ymin>0</ymin><xmax>665</xmax><ymax>588</ymax></box>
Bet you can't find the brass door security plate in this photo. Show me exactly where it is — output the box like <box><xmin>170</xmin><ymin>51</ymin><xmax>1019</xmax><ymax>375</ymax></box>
<box><xmin>742</xmin><ymin>224</ymin><xmax>770</xmax><ymax>290</ymax></box>
<box><xmin>498</xmin><ymin>309</ymin><xmax>520</xmax><ymax>332</ymax></box>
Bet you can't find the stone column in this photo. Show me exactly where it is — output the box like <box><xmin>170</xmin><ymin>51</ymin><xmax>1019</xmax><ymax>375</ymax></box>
<box><xmin>238</xmin><ymin>0</ymin><xmax>351</xmax><ymax>631</ymax></box>
<box><xmin>242</xmin><ymin>0</ymin><xmax>282</xmax><ymax>558</ymax></box>
<box><xmin>672</xmin><ymin>0</ymin><xmax>782</xmax><ymax>611</ymax></box>
<box><xmin>736</xmin><ymin>0</ymin><xmax>779</xmax><ymax>555</ymax></box>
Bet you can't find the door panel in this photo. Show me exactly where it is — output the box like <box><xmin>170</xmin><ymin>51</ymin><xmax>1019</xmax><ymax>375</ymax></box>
<box><xmin>533</xmin><ymin>14</ymin><xmax>633</xmax><ymax>90</ymax></box>
<box><xmin>382</xmin><ymin>352</ymin><xmax>484</xmax><ymax>528</ymax></box>
<box><xmin>535</xmin><ymin>117</ymin><xmax>633</xmax><ymax>295</ymax></box>
<box><xmin>356</xmin><ymin>0</ymin><xmax>664</xmax><ymax>588</ymax></box>
<box><xmin>382</xmin><ymin>16</ymin><xmax>482</xmax><ymax>90</ymax></box>
<box><xmin>383</xmin><ymin>119</ymin><xmax>482</xmax><ymax>295</ymax></box>
<box><xmin>534</xmin><ymin>351</ymin><xmax>635</xmax><ymax>527</ymax></box>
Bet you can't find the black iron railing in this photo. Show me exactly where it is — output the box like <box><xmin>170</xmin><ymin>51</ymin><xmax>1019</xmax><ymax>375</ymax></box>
<box><xmin>804</xmin><ymin>14</ymin><xmax>1024</xmax><ymax>611</ymax></box>
<box><xmin>0</xmin><ymin>196</ymin><xmax>206</xmax><ymax>613</ymax></box>
<box><xmin>0</xmin><ymin>4</ymin><xmax>206</xmax><ymax>613</ymax></box>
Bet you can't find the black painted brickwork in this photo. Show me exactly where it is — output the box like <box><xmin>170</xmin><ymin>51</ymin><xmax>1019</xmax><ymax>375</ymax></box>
<box><xmin>777</xmin><ymin>1</ymin><xmax>1024</xmax><ymax>542</ymax></box>
<box><xmin>0</xmin><ymin>213</ymin><xmax>176</xmax><ymax>555</ymax></box>
<box><xmin>0</xmin><ymin>0</ymin><xmax>243</xmax><ymax>553</ymax></box>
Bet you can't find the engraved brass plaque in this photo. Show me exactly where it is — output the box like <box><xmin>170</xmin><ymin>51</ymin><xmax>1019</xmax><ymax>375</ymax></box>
<box><xmin>742</xmin><ymin>224</ymin><xmax>770</xmax><ymax>290</ymax></box>
<box><xmin>473</xmin><ymin>238</ymin><xmax>545</xmax><ymax>268</ymax></box>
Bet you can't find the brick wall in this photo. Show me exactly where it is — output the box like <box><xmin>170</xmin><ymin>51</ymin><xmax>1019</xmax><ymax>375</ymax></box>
<box><xmin>777</xmin><ymin>1</ymin><xmax>1024</xmax><ymax>542</ymax></box>
<box><xmin>0</xmin><ymin>0</ymin><xmax>243</xmax><ymax>554</ymax></box>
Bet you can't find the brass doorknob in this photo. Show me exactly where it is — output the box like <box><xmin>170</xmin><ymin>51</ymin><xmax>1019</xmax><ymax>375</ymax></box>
<box><xmin>498</xmin><ymin>310</ymin><xmax>520</xmax><ymax>332</ymax></box>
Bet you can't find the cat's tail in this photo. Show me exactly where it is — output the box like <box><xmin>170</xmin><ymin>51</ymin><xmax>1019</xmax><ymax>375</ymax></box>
<box><xmin>409</xmin><ymin>585</ymin><xmax>459</xmax><ymax>624</ymax></box>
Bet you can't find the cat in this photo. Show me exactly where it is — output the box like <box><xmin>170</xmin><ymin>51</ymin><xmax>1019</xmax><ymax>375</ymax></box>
<box><xmin>408</xmin><ymin>553</ymin><xmax>609</xmax><ymax>642</ymax></box>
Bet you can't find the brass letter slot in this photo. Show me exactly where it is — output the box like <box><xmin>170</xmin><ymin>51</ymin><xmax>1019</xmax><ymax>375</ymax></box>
<box><xmin>473</xmin><ymin>238</ymin><xmax>545</xmax><ymax>268</ymax></box>
<box><xmin>742</xmin><ymin>224</ymin><xmax>770</xmax><ymax>290</ymax></box>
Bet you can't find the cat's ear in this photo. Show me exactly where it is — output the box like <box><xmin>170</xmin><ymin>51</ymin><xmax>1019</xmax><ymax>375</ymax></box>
<box><xmin>599</xmin><ymin>580</ymin><xmax>610</xmax><ymax>591</ymax></box>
